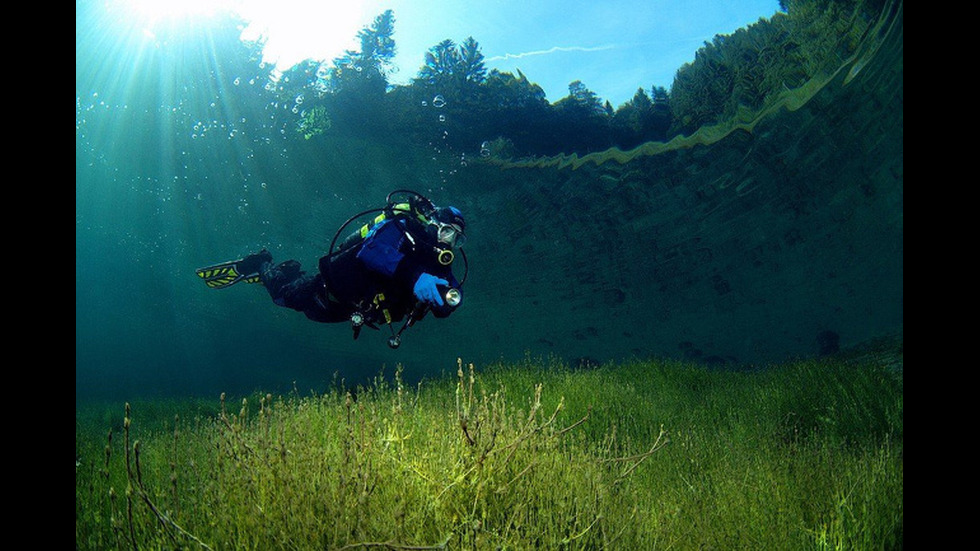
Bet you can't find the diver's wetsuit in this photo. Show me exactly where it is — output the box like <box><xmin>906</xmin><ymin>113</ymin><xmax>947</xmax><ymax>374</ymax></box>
<box><xmin>259</xmin><ymin>215</ymin><xmax>461</xmax><ymax>326</ymax></box>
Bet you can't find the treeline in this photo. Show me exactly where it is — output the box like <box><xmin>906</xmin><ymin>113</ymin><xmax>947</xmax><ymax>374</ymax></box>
<box><xmin>207</xmin><ymin>0</ymin><xmax>887</xmax><ymax>159</ymax></box>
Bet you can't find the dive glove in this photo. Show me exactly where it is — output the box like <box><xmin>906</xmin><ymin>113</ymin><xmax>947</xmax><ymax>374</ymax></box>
<box><xmin>414</xmin><ymin>273</ymin><xmax>448</xmax><ymax>306</ymax></box>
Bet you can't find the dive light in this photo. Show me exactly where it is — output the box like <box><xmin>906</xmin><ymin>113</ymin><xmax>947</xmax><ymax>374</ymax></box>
<box><xmin>443</xmin><ymin>287</ymin><xmax>462</xmax><ymax>307</ymax></box>
<box><xmin>386</xmin><ymin>286</ymin><xmax>461</xmax><ymax>349</ymax></box>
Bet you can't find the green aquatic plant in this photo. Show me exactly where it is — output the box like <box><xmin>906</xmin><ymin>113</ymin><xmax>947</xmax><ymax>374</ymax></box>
<box><xmin>76</xmin><ymin>356</ymin><xmax>902</xmax><ymax>549</ymax></box>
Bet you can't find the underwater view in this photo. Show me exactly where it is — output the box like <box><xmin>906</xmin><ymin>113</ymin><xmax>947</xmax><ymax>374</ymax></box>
<box><xmin>77</xmin><ymin>0</ymin><xmax>903</xmax><ymax>548</ymax></box>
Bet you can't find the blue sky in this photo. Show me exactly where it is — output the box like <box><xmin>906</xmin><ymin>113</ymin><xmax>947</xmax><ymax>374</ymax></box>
<box><xmin>130</xmin><ymin>0</ymin><xmax>783</xmax><ymax>108</ymax></box>
<box><xmin>387</xmin><ymin>0</ymin><xmax>783</xmax><ymax>106</ymax></box>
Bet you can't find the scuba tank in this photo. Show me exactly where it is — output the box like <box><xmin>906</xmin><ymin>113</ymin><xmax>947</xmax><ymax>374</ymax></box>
<box><xmin>332</xmin><ymin>191</ymin><xmax>435</xmax><ymax>256</ymax></box>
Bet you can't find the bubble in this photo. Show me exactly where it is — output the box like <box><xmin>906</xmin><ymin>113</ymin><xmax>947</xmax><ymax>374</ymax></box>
<box><xmin>421</xmin><ymin>101</ymin><xmax>428</xmax><ymax>107</ymax></box>
<box><xmin>233</xmin><ymin>77</ymin><xmax>241</xmax><ymax>86</ymax></box>
<box><xmin>438</xmin><ymin>114</ymin><xmax>446</xmax><ymax>122</ymax></box>
<box><xmin>295</xmin><ymin>95</ymin><xmax>304</xmax><ymax>105</ymax></box>
<box><xmin>480</xmin><ymin>148</ymin><xmax>491</xmax><ymax>158</ymax></box>
<box><xmin>432</xmin><ymin>95</ymin><xmax>446</xmax><ymax>108</ymax></box>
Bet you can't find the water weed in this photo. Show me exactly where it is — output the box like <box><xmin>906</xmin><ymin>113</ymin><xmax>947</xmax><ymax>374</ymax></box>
<box><xmin>76</xmin><ymin>357</ymin><xmax>902</xmax><ymax>549</ymax></box>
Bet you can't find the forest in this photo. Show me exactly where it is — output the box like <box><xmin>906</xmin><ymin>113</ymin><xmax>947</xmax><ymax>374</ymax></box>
<box><xmin>77</xmin><ymin>0</ymin><xmax>888</xmax><ymax>162</ymax></box>
<box><xmin>268</xmin><ymin>0</ymin><xmax>887</xmax><ymax>157</ymax></box>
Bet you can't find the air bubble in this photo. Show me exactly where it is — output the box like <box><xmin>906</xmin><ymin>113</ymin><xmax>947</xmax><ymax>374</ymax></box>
<box><xmin>432</xmin><ymin>95</ymin><xmax>446</xmax><ymax>108</ymax></box>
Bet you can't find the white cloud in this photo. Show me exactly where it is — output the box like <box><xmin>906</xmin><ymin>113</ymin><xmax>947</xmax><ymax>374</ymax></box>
<box><xmin>486</xmin><ymin>44</ymin><xmax>615</xmax><ymax>62</ymax></box>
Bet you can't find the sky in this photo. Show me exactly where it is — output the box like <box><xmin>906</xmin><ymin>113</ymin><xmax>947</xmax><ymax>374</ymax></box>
<box><xmin>123</xmin><ymin>0</ymin><xmax>783</xmax><ymax>108</ymax></box>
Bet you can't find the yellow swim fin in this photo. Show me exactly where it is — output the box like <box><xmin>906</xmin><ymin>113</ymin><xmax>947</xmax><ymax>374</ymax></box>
<box><xmin>195</xmin><ymin>256</ymin><xmax>265</xmax><ymax>289</ymax></box>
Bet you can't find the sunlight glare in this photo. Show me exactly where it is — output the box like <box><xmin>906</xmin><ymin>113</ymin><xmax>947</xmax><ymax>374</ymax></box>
<box><xmin>237</xmin><ymin>0</ymin><xmax>369</xmax><ymax>71</ymax></box>
<box><xmin>119</xmin><ymin>0</ymin><xmax>372</xmax><ymax>72</ymax></box>
<box><xmin>126</xmin><ymin>0</ymin><xmax>235</xmax><ymax>22</ymax></box>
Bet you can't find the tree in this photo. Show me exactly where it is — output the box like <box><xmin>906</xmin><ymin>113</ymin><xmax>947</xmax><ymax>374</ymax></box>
<box><xmin>357</xmin><ymin>9</ymin><xmax>396</xmax><ymax>79</ymax></box>
<box><xmin>417</xmin><ymin>37</ymin><xmax>487</xmax><ymax>90</ymax></box>
<box><xmin>478</xmin><ymin>69</ymin><xmax>553</xmax><ymax>153</ymax></box>
<box><xmin>324</xmin><ymin>10</ymin><xmax>397</xmax><ymax>133</ymax></box>
<box><xmin>457</xmin><ymin>37</ymin><xmax>488</xmax><ymax>86</ymax></box>
<box><xmin>328</xmin><ymin>10</ymin><xmax>396</xmax><ymax>97</ymax></box>
<box><xmin>557</xmin><ymin>80</ymin><xmax>605</xmax><ymax>117</ymax></box>
<box><xmin>610</xmin><ymin>86</ymin><xmax>671</xmax><ymax>148</ymax></box>
<box><xmin>483</xmin><ymin>69</ymin><xmax>548</xmax><ymax>109</ymax></box>
<box><xmin>553</xmin><ymin>81</ymin><xmax>611</xmax><ymax>153</ymax></box>
<box><xmin>418</xmin><ymin>39</ymin><xmax>460</xmax><ymax>87</ymax></box>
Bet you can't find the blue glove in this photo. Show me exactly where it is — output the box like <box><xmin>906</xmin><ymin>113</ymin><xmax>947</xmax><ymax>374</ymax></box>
<box><xmin>414</xmin><ymin>273</ymin><xmax>448</xmax><ymax>306</ymax></box>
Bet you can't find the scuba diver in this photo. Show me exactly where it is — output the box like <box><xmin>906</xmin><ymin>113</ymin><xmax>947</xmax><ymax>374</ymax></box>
<box><xmin>195</xmin><ymin>190</ymin><xmax>467</xmax><ymax>348</ymax></box>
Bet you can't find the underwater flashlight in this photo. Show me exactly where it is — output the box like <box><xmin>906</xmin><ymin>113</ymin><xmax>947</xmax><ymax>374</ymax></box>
<box><xmin>444</xmin><ymin>288</ymin><xmax>461</xmax><ymax>307</ymax></box>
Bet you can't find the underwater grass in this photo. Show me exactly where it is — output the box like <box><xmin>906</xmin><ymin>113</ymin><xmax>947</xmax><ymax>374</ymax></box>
<box><xmin>76</xmin><ymin>356</ymin><xmax>902</xmax><ymax>550</ymax></box>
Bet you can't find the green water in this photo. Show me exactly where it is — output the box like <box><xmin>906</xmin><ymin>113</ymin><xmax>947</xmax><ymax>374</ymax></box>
<box><xmin>76</xmin><ymin>1</ymin><xmax>902</xmax><ymax>401</ymax></box>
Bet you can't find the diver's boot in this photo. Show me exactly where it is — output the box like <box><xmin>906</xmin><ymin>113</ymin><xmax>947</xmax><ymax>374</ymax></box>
<box><xmin>237</xmin><ymin>249</ymin><xmax>273</xmax><ymax>276</ymax></box>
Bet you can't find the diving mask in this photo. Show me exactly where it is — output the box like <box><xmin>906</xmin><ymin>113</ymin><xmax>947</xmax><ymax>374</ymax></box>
<box><xmin>434</xmin><ymin>221</ymin><xmax>466</xmax><ymax>248</ymax></box>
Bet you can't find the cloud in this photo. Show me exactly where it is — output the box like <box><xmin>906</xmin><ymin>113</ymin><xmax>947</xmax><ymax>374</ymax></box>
<box><xmin>486</xmin><ymin>44</ymin><xmax>616</xmax><ymax>62</ymax></box>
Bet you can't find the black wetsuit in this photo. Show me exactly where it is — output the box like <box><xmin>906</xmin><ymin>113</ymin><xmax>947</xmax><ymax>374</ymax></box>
<box><xmin>260</xmin><ymin>216</ymin><xmax>461</xmax><ymax>328</ymax></box>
